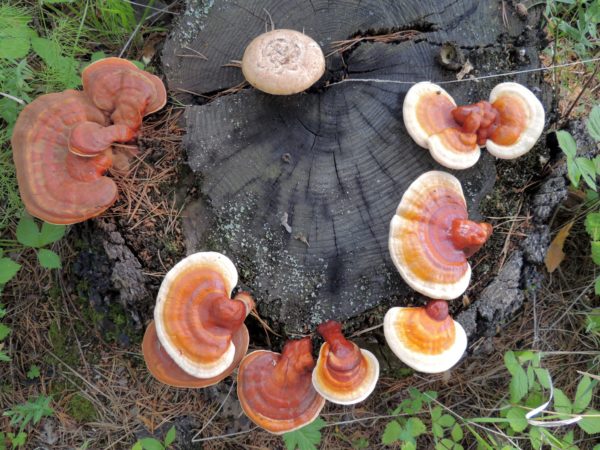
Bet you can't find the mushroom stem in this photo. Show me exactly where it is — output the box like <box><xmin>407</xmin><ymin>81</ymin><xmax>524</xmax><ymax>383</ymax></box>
<box><xmin>207</xmin><ymin>294</ymin><xmax>249</xmax><ymax>332</ymax></box>
<box><xmin>69</xmin><ymin>121</ymin><xmax>136</xmax><ymax>157</ymax></box>
<box><xmin>233</xmin><ymin>291</ymin><xmax>255</xmax><ymax>317</ymax></box>
<box><xmin>316</xmin><ymin>320</ymin><xmax>364</xmax><ymax>382</ymax></box>
<box><xmin>452</xmin><ymin>97</ymin><xmax>526</xmax><ymax>147</ymax></box>
<box><xmin>271</xmin><ymin>338</ymin><xmax>315</xmax><ymax>386</ymax></box>
<box><xmin>450</xmin><ymin>219</ymin><xmax>493</xmax><ymax>257</ymax></box>
<box><xmin>424</xmin><ymin>299</ymin><xmax>449</xmax><ymax>321</ymax></box>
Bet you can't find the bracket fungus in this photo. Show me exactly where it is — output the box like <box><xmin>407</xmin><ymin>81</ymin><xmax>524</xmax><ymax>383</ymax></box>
<box><xmin>147</xmin><ymin>252</ymin><xmax>254</xmax><ymax>386</ymax></box>
<box><xmin>11</xmin><ymin>90</ymin><xmax>118</xmax><ymax>224</ymax></box>
<box><xmin>403</xmin><ymin>81</ymin><xmax>544</xmax><ymax>169</ymax></box>
<box><xmin>241</xmin><ymin>29</ymin><xmax>325</xmax><ymax>95</ymax></box>
<box><xmin>312</xmin><ymin>320</ymin><xmax>379</xmax><ymax>405</ymax></box>
<box><xmin>389</xmin><ymin>171</ymin><xmax>492</xmax><ymax>299</ymax></box>
<box><xmin>384</xmin><ymin>299</ymin><xmax>467</xmax><ymax>373</ymax></box>
<box><xmin>237</xmin><ymin>338</ymin><xmax>326</xmax><ymax>434</ymax></box>
<box><xmin>82</xmin><ymin>57</ymin><xmax>167</xmax><ymax>131</ymax></box>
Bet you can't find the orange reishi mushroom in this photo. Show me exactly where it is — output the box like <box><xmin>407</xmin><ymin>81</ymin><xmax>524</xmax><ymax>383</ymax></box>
<box><xmin>389</xmin><ymin>171</ymin><xmax>492</xmax><ymax>299</ymax></box>
<box><xmin>82</xmin><ymin>57</ymin><xmax>167</xmax><ymax>130</ymax></box>
<box><xmin>383</xmin><ymin>299</ymin><xmax>467</xmax><ymax>373</ymax></box>
<box><xmin>403</xmin><ymin>81</ymin><xmax>544</xmax><ymax>169</ymax></box>
<box><xmin>312</xmin><ymin>320</ymin><xmax>379</xmax><ymax>405</ymax></box>
<box><xmin>142</xmin><ymin>320</ymin><xmax>249</xmax><ymax>388</ymax></box>
<box><xmin>11</xmin><ymin>90</ymin><xmax>118</xmax><ymax>225</ymax></box>
<box><xmin>238</xmin><ymin>338</ymin><xmax>326</xmax><ymax>434</ymax></box>
<box><xmin>153</xmin><ymin>252</ymin><xmax>253</xmax><ymax>379</ymax></box>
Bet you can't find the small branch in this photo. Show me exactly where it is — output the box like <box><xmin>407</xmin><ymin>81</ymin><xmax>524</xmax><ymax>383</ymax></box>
<box><xmin>0</xmin><ymin>92</ymin><xmax>26</xmax><ymax>105</ymax></box>
<box><xmin>559</xmin><ymin>62</ymin><xmax>599</xmax><ymax>127</ymax></box>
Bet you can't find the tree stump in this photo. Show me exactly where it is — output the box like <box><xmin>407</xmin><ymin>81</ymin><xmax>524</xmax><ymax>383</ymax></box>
<box><xmin>162</xmin><ymin>0</ymin><xmax>546</xmax><ymax>334</ymax></box>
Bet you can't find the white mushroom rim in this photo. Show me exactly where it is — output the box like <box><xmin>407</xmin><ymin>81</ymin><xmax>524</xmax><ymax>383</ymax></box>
<box><xmin>402</xmin><ymin>81</ymin><xmax>481</xmax><ymax>170</ymax></box>
<box><xmin>383</xmin><ymin>307</ymin><xmax>468</xmax><ymax>374</ymax></box>
<box><xmin>154</xmin><ymin>251</ymin><xmax>239</xmax><ymax>378</ymax></box>
<box><xmin>485</xmin><ymin>82</ymin><xmax>545</xmax><ymax>160</ymax></box>
<box><xmin>311</xmin><ymin>347</ymin><xmax>380</xmax><ymax>405</ymax></box>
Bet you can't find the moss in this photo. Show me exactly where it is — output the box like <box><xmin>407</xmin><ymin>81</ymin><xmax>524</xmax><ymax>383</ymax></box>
<box><xmin>67</xmin><ymin>394</ymin><xmax>97</xmax><ymax>422</ymax></box>
<box><xmin>47</xmin><ymin>321</ymin><xmax>79</xmax><ymax>367</ymax></box>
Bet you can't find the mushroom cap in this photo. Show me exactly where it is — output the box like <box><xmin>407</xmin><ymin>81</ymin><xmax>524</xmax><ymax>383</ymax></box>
<box><xmin>485</xmin><ymin>82</ymin><xmax>545</xmax><ymax>159</ymax></box>
<box><xmin>142</xmin><ymin>320</ymin><xmax>249</xmax><ymax>388</ymax></box>
<box><xmin>312</xmin><ymin>321</ymin><xmax>379</xmax><ymax>405</ymax></box>
<box><xmin>68</xmin><ymin>122</ymin><xmax>136</xmax><ymax>157</ymax></box>
<box><xmin>237</xmin><ymin>338</ymin><xmax>326</xmax><ymax>434</ymax></box>
<box><xmin>11</xmin><ymin>90</ymin><xmax>118</xmax><ymax>224</ymax></box>
<box><xmin>389</xmin><ymin>171</ymin><xmax>483</xmax><ymax>299</ymax></box>
<box><xmin>154</xmin><ymin>252</ymin><xmax>249</xmax><ymax>379</ymax></box>
<box><xmin>241</xmin><ymin>29</ymin><xmax>325</xmax><ymax>95</ymax></box>
<box><xmin>82</xmin><ymin>57</ymin><xmax>167</xmax><ymax>128</ymax></box>
<box><xmin>383</xmin><ymin>300</ymin><xmax>467</xmax><ymax>373</ymax></box>
<box><xmin>402</xmin><ymin>82</ymin><xmax>480</xmax><ymax>170</ymax></box>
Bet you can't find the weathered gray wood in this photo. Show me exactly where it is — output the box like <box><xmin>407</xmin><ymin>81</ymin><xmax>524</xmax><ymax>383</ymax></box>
<box><xmin>164</xmin><ymin>0</ymin><xmax>546</xmax><ymax>334</ymax></box>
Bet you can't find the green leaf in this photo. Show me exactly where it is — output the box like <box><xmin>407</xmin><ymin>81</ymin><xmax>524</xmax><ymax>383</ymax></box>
<box><xmin>163</xmin><ymin>426</ymin><xmax>176</xmax><ymax>447</ymax></box>
<box><xmin>534</xmin><ymin>368</ymin><xmax>551</xmax><ymax>390</ymax></box>
<box><xmin>504</xmin><ymin>351</ymin><xmax>528</xmax><ymax>403</ymax></box>
<box><xmin>432</xmin><ymin>423</ymin><xmax>444</xmax><ymax>438</ymax></box>
<box><xmin>506</xmin><ymin>407</ymin><xmax>528</xmax><ymax>432</ymax></box>
<box><xmin>26</xmin><ymin>365</ymin><xmax>40</xmax><ymax>380</ymax></box>
<box><xmin>553</xmin><ymin>389</ymin><xmax>572</xmax><ymax>415</ymax></box>
<box><xmin>529</xmin><ymin>427</ymin><xmax>542</xmax><ymax>450</ymax></box>
<box><xmin>0</xmin><ymin>37</ymin><xmax>31</xmax><ymax>59</ymax></box>
<box><xmin>451</xmin><ymin>423</ymin><xmax>463</xmax><ymax>442</ymax></box>
<box><xmin>578</xmin><ymin>410</ymin><xmax>600</xmax><ymax>435</ymax></box>
<box><xmin>557</xmin><ymin>130</ymin><xmax>577</xmax><ymax>158</ymax></box>
<box><xmin>39</xmin><ymin>223</ymin><xmax>66</xmax><ymax>246</ymax></box>
<box><xmin>573</xmin><ymin>376</ymin><xmax>595</xmax><ymax>413</ymax></box>
<box><xmin>0</xmin><ymin>258</ymin><xmax>21</xmax><ymax>284</ymax></box>
<box><xmin>586</xmin><ymin>213</ymin><xmax>600</xmax><ymax>241</ymax></box>
<box><xmin>132</xmin><ymin>443</ymin><xmax>143</xmax><ymax>450</ymax></box>
<box><xmin>10</xmin><ymin>432</ymin><xmax>26</xmax><ymax>447</ymax></box>
<box><xmin>283</xmin><ymin>417</ymin><xmax>325</xmax><ymax>450</ymax></box>
<box><xmin>0</xmin><ymin>324</ymin><xmax>10</xmax><ymax>341</ymax></box>
<box><xmin>382</xmin><ymin>420</ymin><xmax>402</xmax><ymax>445</ymax></box>
<box><xmin>406</xmin><ymin>417</ymin><xmax>426</xmax><ymax>437</ymax></box>
<box><xmin>437</xmin><ymin>439</ymin><xmax>455</xmax><ymax>449</ymax></box>
<box><xmin>37</xmin><ymin>249</ymin><xmax>61</xmax><ymax>269</ymax></box>
<box><xmin>438</xmin><ymin>414</ymin><xmax>456</xmax><ymax>428</ymax></box>
<box><xmin>576</xmin><ymin>157</ymin><xmax>597</xmax><ymax>191</ymax></box>
<box><xmin>31</xmin><ymin>37</ymin><xmax>63</xmax><ymax>67</ymax></box>
<box><xmin>0</xmin><ymin>351</ymin><xmax>10</xmax><ymax>362</ymax></box>
<box><xmin>586</xmin><ymin>308</ymin><xmax>600</xmax><ymax>334</ymax></box>
<box><xmin>595</xmin><ymin>276</ymin><xmax>600</xmax><ymax>296</ymax></box>
<box><xmin>136</xmin><ymin>438</ymin><xmax>163</xmax><ymax>450</ymax></box>
<box><xmin>16</xmin><ymin>215</ymin><xmax>41</xmax><ymax>248</ymax></box>
<box><xmin>588</xmin><ymin>106</ymin><xmax>600</xmax><ymax>141</ymax></box>
<box><xmin>431</xmin><ymin>406</ymin><xmax>442</xmax><ymax>421</ymax></box>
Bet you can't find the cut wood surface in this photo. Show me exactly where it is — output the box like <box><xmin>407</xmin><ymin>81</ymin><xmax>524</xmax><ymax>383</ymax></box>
<box><xmin>163</xmin><ymin>0</ymin><xmax>546</xmax><ymax>334</ymax></box>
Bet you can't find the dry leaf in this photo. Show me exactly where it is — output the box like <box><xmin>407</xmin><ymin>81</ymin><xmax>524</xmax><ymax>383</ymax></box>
<box><xmin>544</xmin><ymin>222</ymin><xmax>574</xmax><ymax>272</ymax></box>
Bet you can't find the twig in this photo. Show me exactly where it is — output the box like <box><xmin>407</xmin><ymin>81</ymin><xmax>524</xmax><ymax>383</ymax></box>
<box><xmin>191</xmin><ymin>381</ymin><xmax>236</xmax><ymax>442</ymax></box>
<box><xmin>559</xmin><ymin>62</ymin><xmax>600</xmax><ymax>127</ymax></box>
<box><xmin>0</xmin><ymin>92</ymin><xmax>26</xmax><ymax>105</ymax></box>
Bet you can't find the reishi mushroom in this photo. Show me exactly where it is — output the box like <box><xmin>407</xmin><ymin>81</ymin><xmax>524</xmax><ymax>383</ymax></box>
<box><xmin>241</xmin><ymin>29</ymin><xmax>326</xmax><ymax>95</ymax></box>
<box><xmin>237</xmin><ymin>337</ymin><xmax>326</xmax><ymax>434</ymax></box>
<box><xmin>11</xmin><ymin>90</ymin><xmax>118</xmax><ymax>224</ymax></box>
<box><xmin>312</xmin><ymin>320</ymin><xmax>379</xmax><ymax>405</ymax></box>
<box><xmin>389</xmin><ymin>171</ymin><xmax>492</xmax><ymax>299</ymax></box>
<box><xmin>403</xmin><ymin>81</ymin><xmax>544</xmax><ymax>169</ymax></box>
<box><xmin>384</xmin><ymin>299</ymin><xmax>467</xmax><ymax>373</ymax></box>
<box><xmin>149</xmin><ymin>252</ymin><xmax>254</xmax><ymax>384</ymax></box>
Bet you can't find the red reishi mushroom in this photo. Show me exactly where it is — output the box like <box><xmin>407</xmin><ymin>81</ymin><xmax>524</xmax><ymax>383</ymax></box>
<box><xmin>403</xmin><ymin>81</ymin><xmax>544</xmax><ymax>169</ymax></box>
<box><xmin>237</xmin><ymin>338</ymin><xmax>326</xmax><ymax>434</ymax></box>
<box><xmin>389</xmin><ymin>171</ymin><xmax>492</xmax><ymax>299</ymax></box>
<box><xmin>384</xmin><ymin>299</ymin><xmax>467</xmax><ymax>373</ymax></box>
<box><xmin>11</xmin><ymin>90</ymin><xmax>118</xmax><ymax>224</ymax></box>
<box><xmin>312</xmin><ymin>320</ymin><xmax>379</xmax><ymax>405</ymax></box>
<box><xmin>142</xmin><ymin>320</ymin><xmax>249</xmax><ymax>388</ymax></box>
<box><xmin>68</xmin><ymin>121</ymin><xmax>137</xmax><ymax>157</ymax></box>
<box><xmin>82</xmin><ymin>57</ymin><xmax>167</xmax><ymax>131</ymax></box>
<box><xmin>151</xmin><ymin>252</ymin><xmax>254</xmax><ymax>382</ymax></box>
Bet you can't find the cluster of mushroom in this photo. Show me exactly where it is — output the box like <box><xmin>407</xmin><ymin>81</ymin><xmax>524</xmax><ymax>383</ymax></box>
<box><xmin>142</xmin><ymin>252</ymin><xmax>380</xmax><ymax>434</ymax></box>
<box><xmin>403</xmin><ymin>81</ymin><xmax>545</xmax><ymax>169</ymax></box>
<box><xmin>11</xmin><ymin>57</ymin><xmax>166</xmax><ymax>225</ymax></box>
<box><xmin>383</xmin><ymin>171</ymin><xmax>492</xmax><ymax>372</ymax></box>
